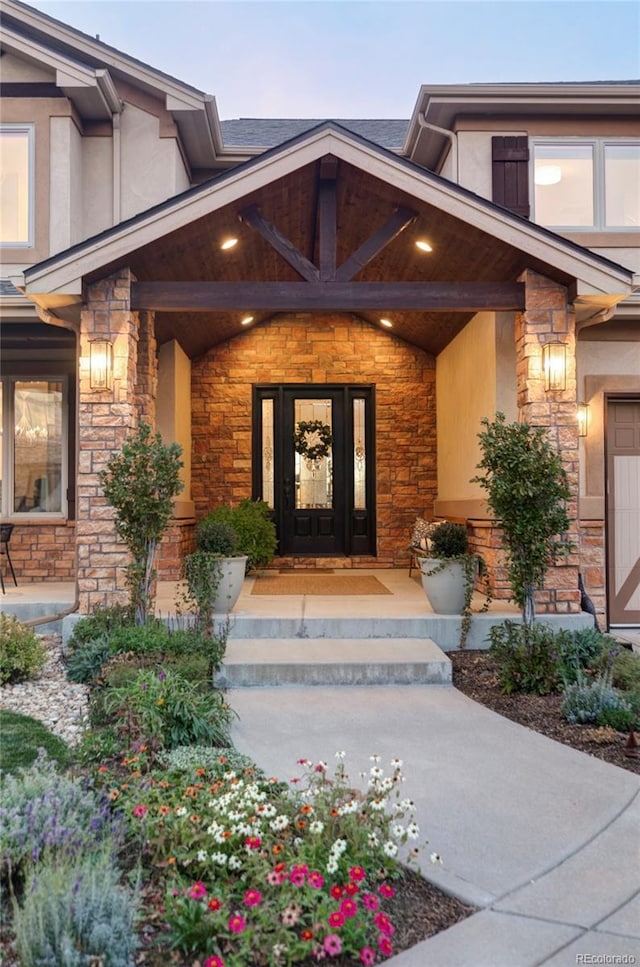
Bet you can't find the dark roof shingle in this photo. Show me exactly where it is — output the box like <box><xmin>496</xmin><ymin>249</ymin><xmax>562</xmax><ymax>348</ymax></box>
<box><xmin>221</xmin><ymin>118</ymin><xmax>409</xmax><ymax>149</ymax></box>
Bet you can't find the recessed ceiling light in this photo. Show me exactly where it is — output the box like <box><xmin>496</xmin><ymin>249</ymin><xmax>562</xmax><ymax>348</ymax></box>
<box><xmin>221</xmin><ymin>237</ymin><xmax>238</xmax><ymax>250</ymax></box>
<box><xmin>534</xmin><ymin>164</ymin><xmax>562</xmax><ymax>186</ymax></box>
<box><xmin>380</xmin><ymin>318</ymin><xmax>393</xmax><ymax>329</ymax></box>
<box><xmin>241</xmin><ymin>315</ymin><xmax>254</xmax><ymax>326</ymax></box>
<box><xmin>415</xmin><ymin>240</ymin><xmax>433</xmax><ymax>253</ymax></box>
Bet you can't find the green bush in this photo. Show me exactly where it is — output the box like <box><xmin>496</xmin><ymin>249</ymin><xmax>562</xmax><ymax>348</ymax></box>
<box><xmin>561</xmin><ymin>671</ymin><xmax>634</xmax><ymax>728</ymax></box>
<box><xmin>0</xmin><ymin>614</ymin><xmax>46</xmax><ymax>685</ymax></box>
<box><xmin>610</xmin><ymin>648</ymin><xmax>640</xmax><ymax>694</ymax></box>
<box><xmin>66</xmin><ymin>635</ymin><xmax>111</xmax><ymax>685</ymax></box>
<box><xmin>14</xmin><ymin>853</ymin><xmax>138</xmax><ymax>967</ymax></box>
<box><xmin>102</xmin><ymin>668</ymin><xmax>235</xmax><ymax>752</ymax></box>
<box><xmin>200</xmin><ymin>499</ymin><xmax>277</xmax><ymax>570</ymax></box>
<box><xmin>556</xmin><ymin>627</ymin><xmax>612</xmax><ymax>685</ymax></box>
<box><xmin>66</xmin><ymin>620</ymin><xmax>226</xmax><ymax>686</ymax></box>
<box><xmin>489</xmin><ymin>620</ymin><xmax>563</xmax><ymax>695</ymax></box>
<box><xmin>429</xmin><ymin>521</ymin><xmax>469</xmax><ymax>558</ymax></box>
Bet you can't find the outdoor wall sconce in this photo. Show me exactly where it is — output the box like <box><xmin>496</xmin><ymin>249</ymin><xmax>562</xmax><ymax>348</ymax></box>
<box><xmin>542</xmin><ymin>341</ymin><xmax>567</xmax><ymax>392</ymax></box>
<box><xmin>578</xmin><ymin>402</ymin><xmax>589</xmax><ymax>437</ymax></box>
<box><xmin>89</xmin><ymin>339</ymin><xmax>113</xmax><ymax>391</ymax></box>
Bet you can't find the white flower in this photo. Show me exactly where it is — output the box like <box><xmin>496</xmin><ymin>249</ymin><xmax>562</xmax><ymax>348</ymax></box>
<box><xmin>197</xmin><ymin>849</ymin><xmax>208</xmax><ymax>862</ymax></box>
<box><xmin>293</xmin><ymin>837</ymin><xmax>303</xmax><ymax>847</ymax></box>
<box><xmin>335</xmin><ymin>750</ymin><xmax>346</xmax><ymax>759</ymax></box>
<box><xmin>270</xmin><ymin>815</ymin><xmax>289</xmax><ymax>832</ymax></box>
<box><xmin>369</xmin><ymin>766</ymin><xmax>384</xmax><ymax>780</ymax></box>
<box><xmin>370</xmin><ymin>753</ymin><xmax>381</xmax><ymax>763</ymax></box>
<box><xmin>390</xmin><ymin>757</ymin><xmax>403</xmax><ymax>769</ymax></box>
<box><xmin>309</xmin><ymin>820</ymin><xmax>325</xmax><ymax>834</ymax></box>
<box><xmin>367</xmin><ymin>832</ymin><xmax>379</xmax><ymax>847</ymax></box>
<box><xmin>430</xmin><ymin>851</ymin><xmax>443</xmax><ymax>865</ymax></box>
<box><xmin>338</xmin><ymin>799</ymin><xmax>359</xmax><ymax>815</ymax></box>
<box><xmin>257</xmin><ymin>803</ymin><xmax>276</xmax><ymax>818</ymax></box>
<box><xmin>406</xmin><ymin>822</ymin><xmax>420</xmax><ymax>840</ymax></box>
<box><xmin>400</xmin><ymin>798</ymin><xmax>416</xmax><ymax>812</ymax></box>
<box><xmin>383</xmin><ymin>841</ymin><xmax>398</xmax><ymax>858</ymax></box>
<box><xmin>370</xmin><ymin>797</ymin><xmax>387</xmax><ymax>812</ymax></box>
<box><xmin>326</xmin><ymin>858</ymin><xmax>338</xmax><ymax>874</ymax></box>
<box><xmin>211</xmin><ymin>851</ymin><xmax>228</xmax><ymax>865</ymax></box>
<box><xmin>228</xmin><ymin>856</ymin><xmax>243</xmax><ymax>870</ymax></box>
<box><xmin>392</xmin><ymin>824</ymin><xmax>405</xmax><ymax>840</ymax></box>
<box><xmin>174</xmin><ymin>806</ymin><xmax>187</xmax><ymax>817</ymax></box>
<box><xmin>330</xmin><ymin>838</ymin><xmax>347</xmax><ymax>856</ymax></box>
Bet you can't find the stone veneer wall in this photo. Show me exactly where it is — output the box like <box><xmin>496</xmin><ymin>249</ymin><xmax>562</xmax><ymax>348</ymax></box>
<box><xmin>76</xmin><ymin>268</ymin><xmax>157</xmax><ymax>613</ymax></box>
<box><xmin>578</xmin><ymin>519</ymin><xmax>606</xmax><ymax>623</ymax></box>
<box><xmin>468</xmin><ymin>271</ymin><xmax>581</xmax><ymax>613</ymax></box>
<box><xmin>191</xmin><ymin>313</ymin><xmax>437</xmax><ymax>567</ymax></box>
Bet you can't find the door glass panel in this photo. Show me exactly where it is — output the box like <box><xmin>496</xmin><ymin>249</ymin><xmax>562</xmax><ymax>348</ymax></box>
<box><xmin>14</xmin><ymin>380</ymin><xmax>63</xmax><ymax>513</ymax></box>
<box><xmin>261</xmin><ymin>398</ymin><xmax>275</xmax><ymax>509</ymax></box>
<box><xmin>294</xmin><ymin>399</ymin><xmax>333</xmax><ymax>510</ymax></box>
<box><xmin>353</xmin><ymin>398</ymin><xmax>366</xmax><ymax>510</ymax></box>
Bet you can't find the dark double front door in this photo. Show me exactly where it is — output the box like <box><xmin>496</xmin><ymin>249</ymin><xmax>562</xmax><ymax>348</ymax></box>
<box><xmin>253</xmin><ymin>385</ymin><xmax>376</xmax><ymax>557</ymax></box>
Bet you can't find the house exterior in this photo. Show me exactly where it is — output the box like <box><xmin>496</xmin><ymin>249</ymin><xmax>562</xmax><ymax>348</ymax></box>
<box><xmin>1</xmin><ymin>0</ymin><xmax>638</xmax><ymax>627</ymax></box>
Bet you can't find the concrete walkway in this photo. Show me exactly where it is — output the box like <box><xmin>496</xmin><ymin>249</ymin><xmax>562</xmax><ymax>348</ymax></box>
<box><xmin>230</xmin><ymin>685</ymin><xmax>640</xmax><ymax>966</ymax></box>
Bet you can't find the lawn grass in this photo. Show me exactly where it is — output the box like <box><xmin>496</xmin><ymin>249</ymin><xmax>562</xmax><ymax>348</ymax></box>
<box><xmin>0</xmin><ymin>710</ymin><xmax>70</xmax><ymax>773</ymax></box>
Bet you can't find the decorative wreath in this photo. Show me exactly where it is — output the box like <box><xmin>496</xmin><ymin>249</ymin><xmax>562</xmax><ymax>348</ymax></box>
<box><xmin>294</xmin><ymin>420</ymin><xmax>333</xmax><ymax>462</ymax></box>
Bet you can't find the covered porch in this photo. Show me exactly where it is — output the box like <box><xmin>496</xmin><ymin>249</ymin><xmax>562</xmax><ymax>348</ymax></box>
<box><xmin>16</xmin><ymin>123</ymin><xmax>636</xmax><ymax>623</ymax></box>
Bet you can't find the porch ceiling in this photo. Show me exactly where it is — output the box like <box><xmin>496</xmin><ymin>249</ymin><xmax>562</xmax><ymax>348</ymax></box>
<box><xmin>107</xmin><ymin>158</ymin><xmax>575</xmax><ymax>359</ymax></box>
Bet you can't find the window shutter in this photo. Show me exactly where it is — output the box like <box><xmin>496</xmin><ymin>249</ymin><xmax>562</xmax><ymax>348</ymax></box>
<box><xmin>492</xmin><ymin>136</ymin><xmax>530</xmax><ymax>219</ymax></box>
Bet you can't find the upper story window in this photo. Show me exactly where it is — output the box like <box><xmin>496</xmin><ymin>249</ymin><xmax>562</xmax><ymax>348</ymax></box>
<box><xmin>0</xmin><ymin>124</ymin><xmax>34</xmax><ymax>247</ymax></box>
<box><xmin>532</xmin><ymin>139</ymin><xmax>640</xmax><ymax>231</ymax></box>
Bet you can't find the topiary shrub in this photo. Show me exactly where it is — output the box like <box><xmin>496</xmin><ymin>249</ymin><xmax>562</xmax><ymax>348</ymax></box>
<box><xmin>195</xmin><ymin>518</ymin><xmax>239</xmax><ymax>556</ymax></box>
<box><xmin>0</xmin><ymin>614</ymin><xmax>46</xmax><ymax>685</ymax></box>
<box><xmin>429</xmin><ymin>521</ymin><xmax>469</xmax><ymax>559</ymax></box>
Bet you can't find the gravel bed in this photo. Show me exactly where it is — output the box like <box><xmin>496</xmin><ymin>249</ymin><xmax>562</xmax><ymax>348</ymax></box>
<box><xmin>0</xmin><ymin>634</ymin><xmax>89</xmax><ymax>746</ymax></box>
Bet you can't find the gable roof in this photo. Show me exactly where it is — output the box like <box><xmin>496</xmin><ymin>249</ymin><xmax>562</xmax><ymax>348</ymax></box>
<box><xmin>221</xmin><ymin>118</ymin><xmax>409</xmax><ymax>150</ymax></box>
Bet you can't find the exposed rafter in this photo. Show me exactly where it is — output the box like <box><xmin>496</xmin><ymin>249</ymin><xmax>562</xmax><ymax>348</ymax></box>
<box><xmin>238</xmin><ymin>205</ymin><xmax>319</xmax><ymax>282</ymax></box>
<box><xmin>335</xmin><ymin>206</ymin><xmax>418</xmax><ymax>282</ymax></box>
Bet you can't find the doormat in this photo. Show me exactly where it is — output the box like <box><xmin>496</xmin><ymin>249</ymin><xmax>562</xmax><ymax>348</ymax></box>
<box><xmin>251</xmin><ymin>574</ymin><xmax>392</xmax><ymax>595</ymax></box>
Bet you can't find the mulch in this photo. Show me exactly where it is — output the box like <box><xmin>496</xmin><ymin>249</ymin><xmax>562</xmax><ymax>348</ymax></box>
<box><xmin>449</xmin><ymin>649</ymin><xmax>640</xmax><ymax>775</ymax></box>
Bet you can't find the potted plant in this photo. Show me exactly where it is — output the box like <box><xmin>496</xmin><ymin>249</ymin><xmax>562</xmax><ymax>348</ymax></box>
<box><xmin>200</xmin><ymin>499</ymin><xmax>277</xmax><ymax>573</ymax></box>
<box><xmin>183</xmin><ymin>519</ymin><xmax>248</xmax><ymax>626</ymax></box>
<box><xmin>418</xmin><ymin>521</ymin><xmax>491</xmax><ymax>646</ymax></box>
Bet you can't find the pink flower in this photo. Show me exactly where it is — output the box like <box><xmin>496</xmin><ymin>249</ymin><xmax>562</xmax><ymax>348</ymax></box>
<box><xmin>188</xmin><ymin>881</ymin><xmax>207</xmax><ymax>900</ymax></box>
<box><xmin>204</xmin><ymin>958</ymin><xmax>225</xmax><ymax>967</ymax></box>
<box><xmin>308</xmin><ymin>871</ymin><xmax>325</xmax><ymax>889</ymax></box>
<box><xmin>245</xmin><ymin>835</ymin><xmax>262</xmax><ymax>850</ymax></box>
<box><xmin>132</xmin><ymin>804</ymin><xmax>148</xmax><ymax>819</ymax></box>
<box><xmin>362</xmin><ymin>893</ymin><xmax>379</xmax><ymax>911</ymax></box>
<box><xmin>228</xmin><ymin>914</ymin><xmax>246</xmax><ymax>933</ymax></box>
<box><xmin>267</xmin><ymin>869</ymin><xmax>285</xmax><ymax>885</ymax></box>
<box><xmin>345</xmin><ymin>882</ymin><xmax>359</xmax><ymax>896</ymax></box>
<box><xmin>360</xmin><ymin>949</ymin><xmax>376</xmax><ymax>966</ymax></box>
<box><xmin>340</xmin><ymin>898</ymin><xmax>358</xmax><ymax>919</ymax></box>
<box><xmin>378</xmin><ymin>935</ymin><xmax>393</xmax><ymax>957</ymax></box>
<box><xmin>374</xmin><ymin>912</ymin><xmax>395</xmax><ymax>935</ymax></box>
<box><xmin>208</xmin><ymin>897</ymin><xmax>222</xmax><ymax>912</ymax></box>
<box><xmin>290</xmin><ymin>867</ymin><xmax>306</xmax><ymax>886</ymax></box>
<box><xmin>349</xmin><ymin>865</ymin><xmax>366</xmax><ymax>882</ymax></box>
<box><xmin>323</xmin><ymin>934</ymin><xmax>342</xmax><ymax>956</ymax></box>
<box><xmin>379</xmin><ymin>882</ymin><xmax>395</xmax><ymax>898</ymax></box>
<box><xmin>244</xmin><ymin>889</ymin><xmax>262</xmax><ymax>906</ymax></box>
<box><xmin>328</xmin><ymin>910</ymin><xmax>345</xmax><ymax>929</ymax></box>
<box><xmin>330</xmin><ymin>884</ymin><xmax>344</xmax><ymax>900</ymax></box>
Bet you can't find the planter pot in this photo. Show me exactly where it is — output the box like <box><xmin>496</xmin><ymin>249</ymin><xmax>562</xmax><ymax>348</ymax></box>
<box><xmin>420</xmin><ymin>557</ymin><xmax>468</xmax><ymax>615</ymax></box>
<box><xmin>212</xmin><ymin>556</ymin><xmax>248</xmax><ymax>613</ymax></box>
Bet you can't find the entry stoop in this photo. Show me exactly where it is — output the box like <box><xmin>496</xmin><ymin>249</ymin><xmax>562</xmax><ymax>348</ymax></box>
<box><xmin>215</xmin><ymin>637</ymin><xmax>451</xmax><ymax>687</ymax></box>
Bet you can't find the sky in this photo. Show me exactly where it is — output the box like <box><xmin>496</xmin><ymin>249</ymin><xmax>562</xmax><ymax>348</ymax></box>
<box><xmin>26</xmin><ymin>0</ymin><xmax>640</xmax><ymax>119</ymax></box>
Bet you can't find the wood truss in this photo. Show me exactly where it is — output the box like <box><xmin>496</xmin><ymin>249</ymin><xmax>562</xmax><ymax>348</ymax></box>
<box><xmin>131</xmin><ymin>156</ymin><xmax>525</xmax><ymax>314</ymax></box>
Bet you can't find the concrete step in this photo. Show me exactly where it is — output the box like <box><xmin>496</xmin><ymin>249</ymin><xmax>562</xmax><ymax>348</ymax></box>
<box><xmin>215</xmin><ymin>637</ymin><xmax>451</xmax><ymax>687</ymax></box>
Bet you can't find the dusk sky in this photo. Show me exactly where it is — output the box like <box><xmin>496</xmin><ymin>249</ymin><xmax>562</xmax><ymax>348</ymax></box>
<box><xmin>27</xmin><ymin>1</ymin><xmax>640</xmax><ymax>119</ymax></box>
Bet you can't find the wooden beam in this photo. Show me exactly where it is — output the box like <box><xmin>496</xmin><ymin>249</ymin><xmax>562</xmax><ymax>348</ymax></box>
<box><xmin>132</xmin><ymin>281</ymin><xmax>525</xmax><ymax>312</ymax></box>
<box><xmin>335</xmin><ymin>206</ymin><xmax>418</xmax><ymax>282</ymax></box>
<box><xmin>238</xmin><ymin>205</ymin><xmax>319</xmax><ymax>282</ymax></box>
<box><xmin>318</xmin><ymin>177</ymin><xmax>337</xmax><ymax>282</ymax></box>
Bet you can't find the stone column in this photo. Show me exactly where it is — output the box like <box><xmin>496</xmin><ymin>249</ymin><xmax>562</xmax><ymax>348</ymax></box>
<box><xmin>515</xmin><ymin>269</ymin><xmax>580</xmax><ymax>614</ymax></box>
<box><xmin>77</xmin><ymin>268</ymin><xmax>157</xmax><ymax>613</ymax></box>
